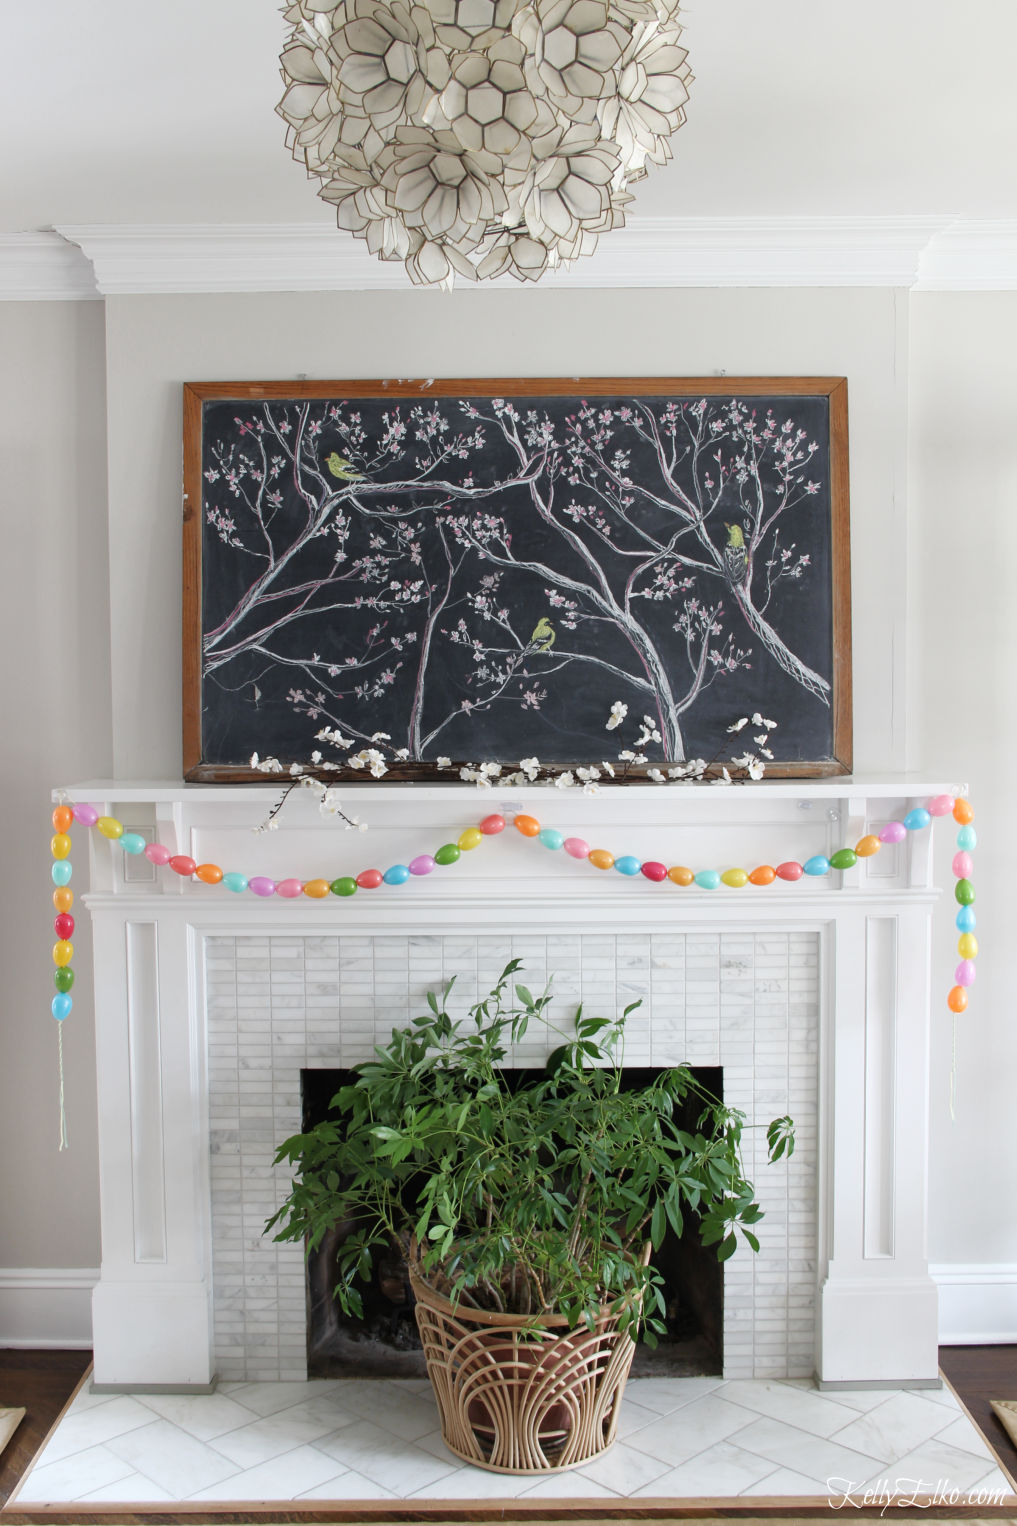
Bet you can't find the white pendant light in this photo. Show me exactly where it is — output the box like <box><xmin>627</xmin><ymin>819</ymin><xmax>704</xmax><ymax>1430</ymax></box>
<box><xmin>278</xmin><ymin>0</ymin><xmax>692</xmax><ymax>286</ymax></box>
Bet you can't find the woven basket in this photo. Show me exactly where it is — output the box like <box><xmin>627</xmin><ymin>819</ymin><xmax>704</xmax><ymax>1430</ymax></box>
<box><xmin>409</xmin><ymin>1264</ymin><xmax>643</xmax><ymax>1474</ymax></box>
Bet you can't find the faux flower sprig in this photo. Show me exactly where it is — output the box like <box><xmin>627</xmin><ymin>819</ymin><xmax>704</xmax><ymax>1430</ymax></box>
<box><xmin>248</xmin><ymin>706</ymin><xmax>778</xmax><ymax>834</ymax></box>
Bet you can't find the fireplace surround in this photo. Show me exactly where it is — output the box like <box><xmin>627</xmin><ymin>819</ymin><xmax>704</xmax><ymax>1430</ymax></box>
<box><xmin>64</xmin><ymin>778</ymin><xmax>956</xmax><ymax>1392</ymax></box>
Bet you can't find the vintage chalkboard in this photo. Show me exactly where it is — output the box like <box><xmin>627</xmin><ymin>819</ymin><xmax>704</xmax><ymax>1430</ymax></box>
<box><xmin>183</xmin><ymin>378</ymin><xmax>851</xmax><ymax>781</ymax></box>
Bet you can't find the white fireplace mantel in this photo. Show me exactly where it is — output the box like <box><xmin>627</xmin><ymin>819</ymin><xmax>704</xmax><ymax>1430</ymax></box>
<box><xmin>58</xmin><ymin>775</ymin><xmax>964</xmax><ymax>1392</ymax></box>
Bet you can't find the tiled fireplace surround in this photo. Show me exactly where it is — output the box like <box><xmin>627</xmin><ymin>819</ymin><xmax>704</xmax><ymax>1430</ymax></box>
<box><xmin>69</xmin><ymin>779</ymin><xmax>954</xmax><ymax>1394</ymax></box>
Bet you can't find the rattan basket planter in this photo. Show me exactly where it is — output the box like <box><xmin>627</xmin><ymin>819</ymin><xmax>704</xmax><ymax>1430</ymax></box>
<box><xmin>409</xmin><ymin>1264</ymin><xmax>642</xmax><ymax>1474</ymax></box>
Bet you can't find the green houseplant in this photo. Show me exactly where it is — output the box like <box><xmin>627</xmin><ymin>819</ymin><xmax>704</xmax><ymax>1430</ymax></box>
<box><xmin>268</xmin><ymin>960</ymin><xmax>794</xmax><ymax>1473</ymax></box>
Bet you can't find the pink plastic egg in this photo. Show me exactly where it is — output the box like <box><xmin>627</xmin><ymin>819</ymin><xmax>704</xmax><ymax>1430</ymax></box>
<box><xmin>952</xmin><ymin>851</ymin><xmax>973</xmax><ymax>878</ymax></box>
<box><xmin>641</xmin><ymin>861</ymin><xmax>668</xmax><ymax>882</ymax></box>
<box><xmin>356</xmin><ymin>868</ymin><xmax>384</xmax><ymax>889</ymax></box>
<box><xmin>928</xmin><ymin>794</ymin><xmax>955</xmax><ymax>817</ymax></box>
<box><xmin>776</xmin><ymin>861</ymin><xmax>804</xmax><ymax>881</ymax></box>
<box><xmin>276</xmin><ymin>878</ymin><xmax>303</xmax><ymax>898</ymax></box>
<box><xmin>144</xmin><ymin>843</ymin><xmax>172</xmax><ymax>866</ymax></box>
<box><xmin>564</xmin><ymin>837</ymin><xmax>590</xmax><ymax>859</ymax></box>
<box><xmin>479</xmin><ymin>815</ymin><xmax>505</xmax><ymax>835</ymax></box>
<box><xmin>879</xmin><ymin>822</ymin><xmax>907</xmax><ymax>844</ymax></box>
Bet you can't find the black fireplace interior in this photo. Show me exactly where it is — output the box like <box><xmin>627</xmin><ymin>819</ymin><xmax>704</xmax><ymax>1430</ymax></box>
<box><xmin>301</xmin><ymin>1065</ymin><xmax>724</xmax><ymax>1380</ymax></box>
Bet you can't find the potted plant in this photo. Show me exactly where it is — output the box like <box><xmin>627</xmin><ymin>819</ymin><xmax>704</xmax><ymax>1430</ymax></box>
<box><xmin>267</xmin><ymin>960</ymin><xmax>794</xmax><ymax>1474</ymax></box>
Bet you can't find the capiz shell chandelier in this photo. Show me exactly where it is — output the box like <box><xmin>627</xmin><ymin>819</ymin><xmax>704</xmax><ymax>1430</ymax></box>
<box><xmin>277</xmin><ymin>0</ymin><xmax>692</xmax><ymax>286</ymax></box>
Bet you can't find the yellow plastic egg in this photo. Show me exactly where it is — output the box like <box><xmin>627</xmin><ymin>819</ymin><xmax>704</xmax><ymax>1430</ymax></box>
<box><xmin>97</xmin><ymin>816</ymin><xmax>124</xmax><ymax>840</ymax></box>
<box><xmin>721</xmin><ymin>868</ymin><xmax>749</xmax><ymax>888</ymax></box>
<box><xmin>53</xmin><ymin>940</ymin><xmax>74</xmax><ymax>967</ymax></box>
<box><xmin>457</xmin><ymin>827</ymin><xmax>484</xmax><ymax>851</ymax></box>
<box><xmin>957</xmin><ymin>933</ymin><xmax>978</xmax><ymax>960</ymax></box>
<box><xmin>51</xmin><ymin>833</ymin><xmax>72</xmax><ymax>860</ymax></box>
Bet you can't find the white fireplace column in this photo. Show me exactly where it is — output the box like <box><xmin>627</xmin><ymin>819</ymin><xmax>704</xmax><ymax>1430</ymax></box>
<box><xmin>65</xmin><ymin>779</ymin><xmax>959</xmax><ymax>1390</ymax></box>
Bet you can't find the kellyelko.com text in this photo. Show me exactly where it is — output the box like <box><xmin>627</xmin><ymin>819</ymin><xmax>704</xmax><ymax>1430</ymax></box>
<box><xmin>827</xmin><ymin>1476</ymin><xmax>1012</xmax><ymax>1513</ymax></box>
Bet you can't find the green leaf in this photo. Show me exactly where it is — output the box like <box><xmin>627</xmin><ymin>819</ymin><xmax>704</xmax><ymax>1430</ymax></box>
<box><xmin>515</xmin><ymin>984</ymin><xmax>535</xmax><ymax>1008</ymax></box>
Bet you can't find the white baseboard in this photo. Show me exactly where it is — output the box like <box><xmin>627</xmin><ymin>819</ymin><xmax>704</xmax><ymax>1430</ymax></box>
<box><xmin>931</xmin><ymin>1264</ymin><xmax>1017</xmax><ymax>1345</ymax></box>
<box><xmin>0</xmin><ymin>1267</ymin><xmax>97</xmax><ymax>1348</ymax></box>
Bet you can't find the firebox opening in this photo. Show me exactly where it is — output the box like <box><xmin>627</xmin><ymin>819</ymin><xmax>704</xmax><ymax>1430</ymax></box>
<box><xmin>300</xmin><ymin>1065</ymin><xmax>724</xmax><ymax>1380</ymax></box>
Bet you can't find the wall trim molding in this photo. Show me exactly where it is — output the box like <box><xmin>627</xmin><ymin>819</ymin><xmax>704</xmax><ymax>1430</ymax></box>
<box><xmin>0</xmin><ymin>216</ymin><xmax>998</xmax><ymax>298</ymax></box>
<box><xmin>0</xmin><ymin>232</ymin><xmax>100</xmax><ymax>301</ymax></box>
<box><xmin>931</xmin><ymin>1263</ymin><xmax>1017</xmax><ymax>1344</ymax></box>
<box><xmin>0</xmin><ymin>1266</ymin><xmax>97</xmax><ymax>1348</ymax></box>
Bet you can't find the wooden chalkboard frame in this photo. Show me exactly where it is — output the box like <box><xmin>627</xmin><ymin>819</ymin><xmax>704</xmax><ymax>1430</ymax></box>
<box><xmin>183</xmin><ymin>377</ymin><xmax>851</xmax><ymax>782</ymax></box>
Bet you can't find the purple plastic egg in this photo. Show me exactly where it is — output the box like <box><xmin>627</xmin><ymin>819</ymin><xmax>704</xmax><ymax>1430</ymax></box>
<box><xmin>409</xmin><ymin>855</ymin><xmax>436</xmax><ymax>876</ymax></box>
<box><xmin>955</xmin><ymin>959</ymin><xmax>977</xmax><ymax>988</ymax></box>
<box><xmin>248</xmin><ymin>876</ymin><xmax>276</xmax><ymax>897</ymax></box>
<box><xmin>879</xmin><ymin>821</ymin><xmax>907</xmax><ymax>844</ymax></box>
<box><xmin>72</xmin><ymin>803</ymin><xmax>99</xmax><ymax>827</ymax></box>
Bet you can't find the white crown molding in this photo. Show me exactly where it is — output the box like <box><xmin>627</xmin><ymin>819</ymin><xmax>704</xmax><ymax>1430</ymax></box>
<box><xmin>915</xmin><ymin>220</ymin><xmax>1017</xmax><ymax>290</ymax></box>
<box><xmin>0</xmin><ymin>217</ymin><xmax>1004</xmax><ymax>298</ymax></box>
<box><xmin>0</xmin><ymin>231</ymin><xmax>100</xmax><ymax>300</ymax></box>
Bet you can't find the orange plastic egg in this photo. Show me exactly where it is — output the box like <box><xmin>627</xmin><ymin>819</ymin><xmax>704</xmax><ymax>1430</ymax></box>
<box><xmin>52</xmin><ymin>806</ymin><xmax>73</xmax><ymax>833</ymax></box>
<box><xmin>749</xmin><ymin>865</ymin><xmax>776</xmax><ymax>886</ymax></box>
<box><xmin>53</xmin><ymin>888</ymin><xmax>73</xmax><ymax>913</ymax></box>
<box><xmin>588</xmin><ymin>848</ymin><xmax>615</xmax><ymax>870</ymax></box>
<box><xmin>514</xmin><ymin>814</ymin><xmax>541</xmax><ymax>837</ymax></box>
<box><xmin>953</xmin><ymin>798</ymin><xmax>974</xmax><ymax>825</ymax></box>
<box><xmin>195</xmin><ymin>863</ymin><xmax>224</xmax><ymax>884</ymax></box>
<box><xmin>947</xmin><ymin>985</ymin><xmax>968</xmax><ymax>1013</ymax></box>
<box><xmin>302</xmin><ymin>878</ymin><xmax>330</xmax><ymax>898</ymax></box>
<box><xmin>668</xmin><ymin>866</ymin><xmax>695</xmax><ymax>886</ymax></box>
<box><xmin>855</xmin><ymin>835</ymin><xmax>881</xmax><ymax>857</ymax></box>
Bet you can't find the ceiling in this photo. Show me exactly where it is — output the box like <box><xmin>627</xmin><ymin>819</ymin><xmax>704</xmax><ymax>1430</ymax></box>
<box><xmin>2</xmin><ymin>0</ymin><xmax>1015</xmax><ymax>236</ymax></box>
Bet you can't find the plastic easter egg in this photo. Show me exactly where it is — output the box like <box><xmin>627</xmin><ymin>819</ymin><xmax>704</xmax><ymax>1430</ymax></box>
<box><xmin>947</xmin><ymin>985</ymin><xmax>968</xmax><ymax>1014</ymax></box>
<box><xmin>52</xmin><ymin>806</ymin><xmax>73</xmax><ymax>833</ymax></box>
<box><xmin>928</xmin><ymin>794</ymin><xmax>955</xmax><ymax>817</ymax></box>
<box><xmin>303</xmin><ymin>879</ymin><xmax>330</xmax><ymax>898</ymax></box>
<box><xmin>538</xmin><ymin>829</ymin><xmax>564</xmax><ymax>852</ymax></box>
<box><xmin>958</xmin><ymin>933</ymin><xmax>979</xmax><ymax>960</ymax></box>
<box><xmin>409</xmin><ymin>855</ymin><xmax>435</xmax><ymax>876</ymax></box>
<box><xmin>855</xmin><ymin>835</ymin><xmax>881</xmax><ymax>857</ymax></box>
<box><xmin>588</xmin><ymin>849</ymin><xmax>615</xmax><ymax>870</ymax></box>
<box><xmin>956</xmin><ymin>825</ymin><xmax>977</xmax><ymax>851</ymax></box>
<box><xmin>383</xmin><ymin>865</ymin><xmax>410</xmax><ymax>885</ymax></box>
<box><xmin>51</xmin><ymin>861</ymin><xmax>72</xmax><ymax>886</ymax></box>
<box><xmin>54</xmin><ymin>913</ymin><xmax>74</xmax><ymax>940</ymax></box>
<box><xmin>53</xmin><ymin>888</ymin><xmax>73</xmax><ymax>913</ymax></box>
<box><xmin>51</xmin><ymin>833</ymin><xmax>72</xmax><ymax>860</ymax></box>
<box><xmin>668</xmin><ymin>866</ymin><xmax>694</xmax><ymax>886</ymax></box>
<box><xmin>144</xmin><ymin>843</ymin><xmax>172</xmax><ymax>866</ymax></box>
<box><xmin>434</xmin><ymin>843</ymin><xmax>461</xmax><ymax>866</ymax></box>
<box><xmin>222</xmin><ymin>873</ymin><xmax>248</xmax><ymax>893</ymax></box>
<box><xmin>614</xmin><ymin>855</ymin><xmax>641</xmax><ymax>876</ymax></box>
<box><xmin>457</xmin><ymin>828</ymin><xmax>483</xmax><ymax>851</ymax></box>
<box><xmin>904</xmin><ymin>808</ymin><xmax>931</xmax><ymax>832</ymax></box>
<box><xmin>749</xmin><ymin>865</ymin><xmax>776</xmax><ymax>886</ymax></box>
<box><xmin>829</xmin><ymin>849</ymin><xmax>857</xmax><ymax>871</ymax></box>
<box><xmin>54</xmin><ymin>967</ymin><xmax>74</xmax><ymax>993</ymax></box>
<box><xmin>248</xmin><ymin>876</ymin><xmax>276</xmax><ymax>897</ymax></box>
<box><xmin>641</xmin><ymin>861</ymin><xmax>668</xmax><ymax>882</ymax></box>
<box><xmin>776</xmin><ymin>861</ymin><xmax>804</xmax><ymax>881</ymax></box>
<box><xmin>276</xmin><ymin>878</ymin><xmax>303</xmax><ymax>898</ymax></box>
<box><xmin>120</xmin><ymin>832</ymin><xmax>146</xmax><ymax>855</ymax></box>
<box><xmin>955</xmin><ymin>878</ymin><xmax>975</xmax><ymax>905</ymax></box>
<box><xmin>952</xmin><ymin>850</ymin><xmax>973</xmax><ymax>878</ymax></box>
<box><xmin>356</xmin><ymin>869</ymin><xmax>383</xmax><ymax>890</ymax></box>
<box><xmin>955</xmin><ymin>959</ymin><xmax>977</xmax><ymax>988</ymax></box>
<box><xmin>479</xmin><ymin>814</ymin><xmax>505</xmax><ymax>835</ymax></box>
<box><xmin>195</xmin><ymin>863</ymin><xmax>224</xmax><ymax>884</ymax></box>
<box><xmin>879</xmin><ymin>822</ymin><xmax>907</xmax><ymax>844</ymax></box>
<box><xmin>329</xmin><ymin>876</ymin><xmax>357</xmax><ymax>897</ymax></box>
<box><xmin>694</xmin><ymin>870</ymin><xmax>721</xmax><ymax>890</ymax></box>
<box><xmin>51</xmin><ymin>994</ymin><xmax>72</xmax><ymax>1021</ymax></box>
<box><xmin>721</xmin><ymin>868</ymin><xmax>749</xmax><ymax>888</ymax></box>
<box><xmin>514</xmin><ymin>814</ymin><xmax>541</xmax><ymax>838</ymax></box>
<box><xmin>169</xmin><ymin>854</ymin><xmax>196</xmax><ymax>877</ymax></box>
<box><xmin>72</xmin><ymin>803</ymin><xmax>99</xmax><ymax>827</ymax></box>
<box><xmin>804</xmin><ymin>855</ymin><xmax>831</xmax><ymax>876</ymax></box>
<box><xmin>564</xmin><ymin>837</ymin><xmax>590</xmax><ymax>859</ymax></box>
<box><xmin>97</xmin><ymin>816</ymin><xmax>123</xmax><ymax>840</ymax></box>
<box><xmin>953</xmin><ymin>798</ymin><xmax>974</xmax><ymax>825</ymax></box>
<box><xmin>53</xmin><ymin>940</ymin><xmax>73</xmax><ymax>967</ymax></box>
<box><xmin>956</xmin><ymin>905</ymin><xmax>977</xmax><ymax>932</ymax></box>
